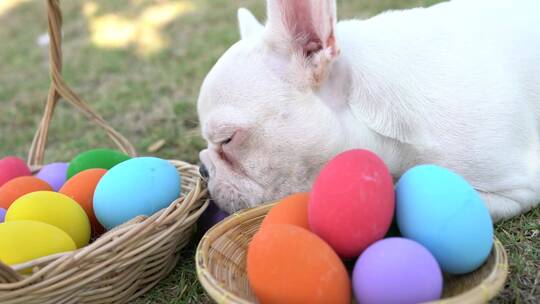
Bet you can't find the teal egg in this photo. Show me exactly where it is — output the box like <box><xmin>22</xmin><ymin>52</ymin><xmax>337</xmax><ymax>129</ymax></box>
<box><xmin>93</xmin><ymin>157</ymin><xmax>180</xmax><ymax>230</ymax></box>
<box><xmin>396</xmin><ymin>165</ymin><xmax>493</xmax><ymax>274</ymax></box>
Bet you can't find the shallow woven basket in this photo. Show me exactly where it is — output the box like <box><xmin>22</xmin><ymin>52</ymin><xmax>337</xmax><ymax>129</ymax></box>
<box><xmin>196</xmin><ymin>202</ymin><xmax>509</xmax><ymax>304</ymax></box>
<box><xmin>0</xmin><ymin>1</ymin><xmax>209</xmax><ymax>303</ymax></box>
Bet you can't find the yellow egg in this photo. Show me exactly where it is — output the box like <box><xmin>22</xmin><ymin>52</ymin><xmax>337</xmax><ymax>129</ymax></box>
<box><xmin>6</xmin><ymin>191</ymin><xmax>91</xmax><ymax>248</ymax></box>
<box><xmin>0</xmin><ymin>220</ymin><xmax>76</xmax><ymax>267</ymax></box>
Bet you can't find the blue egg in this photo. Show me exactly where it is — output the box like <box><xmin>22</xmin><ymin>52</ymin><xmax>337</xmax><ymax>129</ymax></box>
<box><xmin>396</xmin><ymin>165</ymin><xmax>493</xmax><ymax>274</ymax></box>
<box><xmin>94</xmin><ymin>157</ymin><xmax>181</xmax><ymax>230</ymax></box>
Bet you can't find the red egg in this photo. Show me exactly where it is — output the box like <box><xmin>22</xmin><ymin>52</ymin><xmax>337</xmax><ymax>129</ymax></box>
<box><xmin>0</xmin><ymin>156</ymin><xmax>31</xmax><ymax>187</ymax></box>
<box><xmin>308</xmin><ymin>149</ymin><xmax>395</xmax><ymax>258</ymax></box>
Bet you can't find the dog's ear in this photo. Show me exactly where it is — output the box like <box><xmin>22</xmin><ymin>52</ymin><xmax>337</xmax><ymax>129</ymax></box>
<box><xmin>266</xmin><ymin>0</ymin><xmax>339</xmax><ymax>86</ymax></box>
<box><xmin>238</xmin><ymin>8</ymin><xmax>263</xmax><ymax>39</ymax></box>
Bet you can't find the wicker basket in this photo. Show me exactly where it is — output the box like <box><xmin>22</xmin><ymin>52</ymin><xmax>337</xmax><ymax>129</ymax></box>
<box><xmin>0</xmin><ymin>1</ymin><xmax>209</xmax><ymax>303</ymax></box>
<box><xmin>196</xmin><ymin>202</ymin><xmax>509</xmax><ymax>304</ymax></box>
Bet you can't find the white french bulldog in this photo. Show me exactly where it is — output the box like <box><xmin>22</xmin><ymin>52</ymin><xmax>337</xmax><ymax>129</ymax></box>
<box><xmin>197</xmin><ymin>0</ymin><xmax>540</xmax><ymax>222</ymax></box>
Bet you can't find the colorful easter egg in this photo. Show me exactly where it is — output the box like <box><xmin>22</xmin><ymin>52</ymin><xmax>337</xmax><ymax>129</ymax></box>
<box><xmin>197</xmin><ymin>200</ymin><xmax>229</xmax><ymax>234</ymax></box>
<box><xmin>261</xmin><ymin>193</ymin><xmax>310</xmax><ymax>230</ymax></box>
<box><xmin>36</xmin><ymin>162</ymin><xmax>69</xmax><ymax>191</ymax></box>
<box><xmin>247</xmin><ymin>224</ymin><xmax>350</xmax><ymax>304</ymax></box>
<box><xmin>93</xmin><ymin>157</ymin><xmax>180</xmax><ymax>230</ymax></box>
<box><xmin>66</xmin><ymin>149</ymin><xmax>130</xmax><ymax>179</ymax></box>
<box><xmin>6</xmin><ymin>191</ymin><xmax>91</xmax><ymax>248</ymax></box>
<box><xmin>60</xmin><ymin>169</ymin><xmax>107</xmax><ymax>235</ymax></box>
<box><xmin>396</xmin><ymin>165</ymin><xmax>493</xmax><ymax>274</ymax></box>
<box><xmin>309</xmin><ymin>150</ymin><xmax>395</xmax><ymax>258</ymax></box>
<box><xmin>352</xmin><ymin>238</ymin><xmax>443</xmax><ymax>304</ymax></box>
<box><xmin>0</xmin><ymin>156</ymin><xmax>31</xmax><ymax>187</ymax></box>
<box><xmin>0</xmin><ymin>176</ymin><xmax>53</xmax><ymax>209</ymax></box>
<box><xmin>0</xmin><ymin>220</ymin><xmax>76</xmax><ymax>268</ymax></box>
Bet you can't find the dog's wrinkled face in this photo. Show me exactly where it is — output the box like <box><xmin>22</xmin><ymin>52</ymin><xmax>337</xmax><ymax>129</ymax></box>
<box><xmin>198</xmin><ymin>1</ymin><xmax>346</xmax><ymax>213</ymax></box>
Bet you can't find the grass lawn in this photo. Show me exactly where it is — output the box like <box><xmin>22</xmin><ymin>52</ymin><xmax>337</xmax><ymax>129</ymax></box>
<box><xmin>0</xmin><ymin>0</ymin><xmax>538</xmax><ymax>303</ymax></box>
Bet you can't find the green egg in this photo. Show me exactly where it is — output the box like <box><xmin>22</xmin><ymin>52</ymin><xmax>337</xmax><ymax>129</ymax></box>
<box><xmin>67</xmin><ymin>149</ymin><xmax>131</xmax><ymax>179</ymax></box>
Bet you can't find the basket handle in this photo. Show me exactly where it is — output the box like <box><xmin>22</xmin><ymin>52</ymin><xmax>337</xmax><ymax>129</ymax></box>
<box><xmin>27</xmin><ymin>0</ymin><xmax>137</xmax><ymax>168</ymax></box>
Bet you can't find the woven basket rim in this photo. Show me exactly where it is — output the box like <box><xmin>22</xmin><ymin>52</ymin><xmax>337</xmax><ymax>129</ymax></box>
<box><xmin>196</xmin><ymin>202</ymin><xmax>509</xmax><ymax>304</ymax></box>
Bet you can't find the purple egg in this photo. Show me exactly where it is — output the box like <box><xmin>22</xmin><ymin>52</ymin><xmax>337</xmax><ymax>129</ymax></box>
<box><xmin>36</xmin><ymin>162</ymin><xmax>69</xmax><ymax>191</ymax></box>
<box><xmin>353</xmin><ymin>237</ymin><xmax>443</xmax><ymax>304</ymax></box>
<box><xmin>0</xmin><ymin>208</ymin><xmax>6</xmax><ymax>223</ymax></box>
<box><xmin>198</xmin><ymin>200</ymin><xmax>229</xmax><ymax>234</ymax></box>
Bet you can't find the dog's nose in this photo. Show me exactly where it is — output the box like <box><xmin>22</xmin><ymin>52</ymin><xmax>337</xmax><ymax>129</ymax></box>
<box><xmin>199</xmin><ymin>163</ymin><xmax>209</xmax><ymax>179</ymax></box>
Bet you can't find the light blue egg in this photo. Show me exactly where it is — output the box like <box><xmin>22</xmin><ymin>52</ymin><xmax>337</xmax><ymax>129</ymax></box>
<box><xmin>396</xmin><ymin>165</ymin><xmax>493</xmax><ymax>274</ymax></box>
<box><xmin>94</xmin><ymin>157</ymin><xmax>181</xmax><ymax>230</ymax></box>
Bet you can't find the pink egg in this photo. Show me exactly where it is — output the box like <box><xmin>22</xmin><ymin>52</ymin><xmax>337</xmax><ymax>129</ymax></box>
<box><xmin>309</xmin><ymin>149</ymin><xmax>395</xmax><ymax>258</ymax></box>
<box><xmin>0</xmin><ymin>156</ymin><xmax>31</xmax><ymax>187</ymax></box>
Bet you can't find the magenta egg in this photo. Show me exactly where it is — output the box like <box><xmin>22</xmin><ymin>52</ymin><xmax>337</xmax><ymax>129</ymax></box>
<box><xmin>353</xmin><ymin>237</ymin><xmax>443</xmax><ymax>304</ymax></box>
<box><xmin>0</xmin><ymin>156</ymin><xmax>31</xmax><ymax>187</ymax></box>
<box><xmin>309</xmin><ymin>149</ymin><xmax>394</xmax><ymax>258</ymax></box>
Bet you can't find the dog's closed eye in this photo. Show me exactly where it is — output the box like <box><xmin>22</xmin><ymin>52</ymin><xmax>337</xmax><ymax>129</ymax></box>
<box><xmin>220</xmin><ymin>132</ymin><xmax>240</xmax><ymax>151</ymax></box>
<box><xmin>220</xmin><ymin>136</ymin><xmax>233</xmax><ymax>145</ymax></box>
<box><xmin>212</xmin><ymin>131</ymin><xmax>236</xmax><ymax>147</ymax></box>
<box><xmin>218</xmin><ymin>133</ymin><xmax>238</xmax><ymax>165</ymax></box>
<box><xmin>205</xmin><ymin>126</ymin><xmax>237</xmax><ymax>146</ymax></box>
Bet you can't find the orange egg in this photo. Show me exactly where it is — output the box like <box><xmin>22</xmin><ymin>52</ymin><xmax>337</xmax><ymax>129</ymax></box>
<box><xmin>59</xmin><ymin>169</ymin><xmax>106</xmax><ymax>235</ymax></box>
<box><xmin>247</xmin><ymin>224</ymin><xmax>350</xmax><ymax>304</ymax></box>
<box><xmin>261</xmin><ymin>193</ymin><xmax>310</xmax><ymax>230</ymax></box>
<box><xmin>0</xmin><ymin>176</ymin><xmax>52</xmax><ymax>209</ymax></box>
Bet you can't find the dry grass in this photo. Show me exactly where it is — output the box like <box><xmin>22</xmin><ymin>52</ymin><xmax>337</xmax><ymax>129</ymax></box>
<box><xmin>0</xmin><ymin>0</ymin><xmax>538</xmax><ymax>303</ymax></box>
